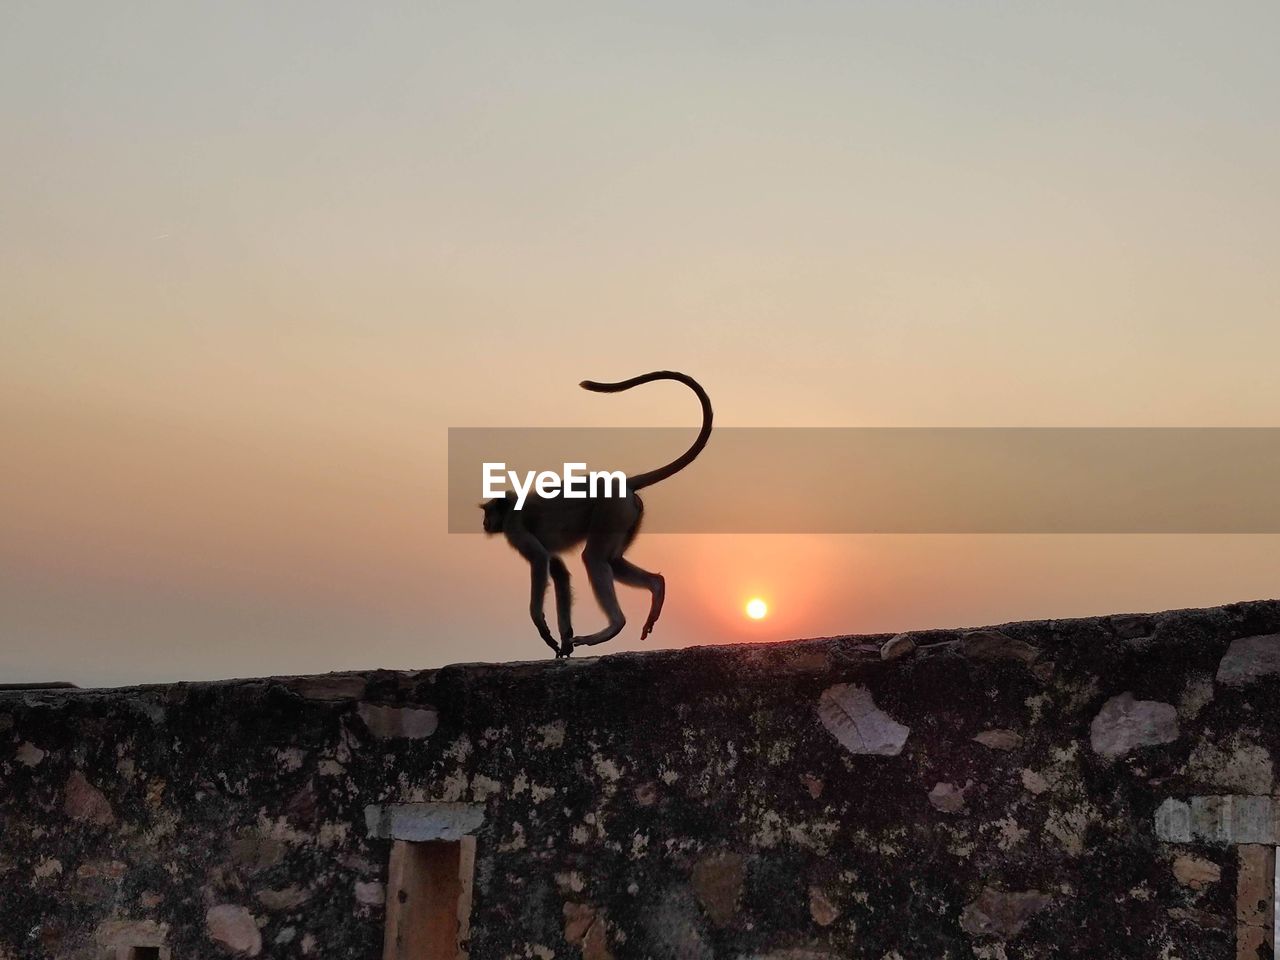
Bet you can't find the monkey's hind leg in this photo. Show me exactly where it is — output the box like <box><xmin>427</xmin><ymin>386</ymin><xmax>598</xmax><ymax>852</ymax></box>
<box><xmin>548</xmin><ymin>556</ymin><xmax>574</xmax><ymax>657</ymax></box>
<box><xmin>571</xmin><ymin>541</ymin><xmax>627</xmax><ymax>649</ymax></box>
<box><xmin>611</xmin><ymin>558</ymin><xmax>665</xmax><ymax>640</ymax></box>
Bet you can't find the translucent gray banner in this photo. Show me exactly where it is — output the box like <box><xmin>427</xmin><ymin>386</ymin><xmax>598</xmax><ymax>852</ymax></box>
<box><xmin>448</xmin><ymin>428</ymin><xmax>1280</xmax><ymax>533</ymax></box>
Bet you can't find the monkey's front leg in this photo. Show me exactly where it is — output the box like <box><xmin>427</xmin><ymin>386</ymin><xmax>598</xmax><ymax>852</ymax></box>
<box><xmin>526</xmin><ymin>554</ymin><xmax>563</xmax><ymax>657</ymax></box>
<box><xmin>548</xmin><ymin>556</ymin><xmax>575</xmax><ymax>657</ymax></box>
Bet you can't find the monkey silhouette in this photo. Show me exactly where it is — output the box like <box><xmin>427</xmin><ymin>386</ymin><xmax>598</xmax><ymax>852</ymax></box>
<box><xmin>481</xmin><ymin>371</ymin><xmax>713</xmax><ymax>657</ymax></box>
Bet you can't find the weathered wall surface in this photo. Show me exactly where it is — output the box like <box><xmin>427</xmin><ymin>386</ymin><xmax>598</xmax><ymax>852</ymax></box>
<box><xmin>2</xmin><ymin>600</ymin><xmax>1279</xmax><ymax>959</ymax></box>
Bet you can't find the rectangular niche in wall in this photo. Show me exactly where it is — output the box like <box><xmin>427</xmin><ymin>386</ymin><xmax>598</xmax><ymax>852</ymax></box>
<box><xmin>127</xmin><ymin>950</ymin><xmax>162</xmax><ymax>960</ymax></box>
<box><xmin>364</xmin><ymin>801</ymin><xmax>483</xmax><ymax>960</ymax></box>
<box><xmin>382</xmin><ymin>837</ymin><xmax>476</xmax><ymax>960</ymax></box>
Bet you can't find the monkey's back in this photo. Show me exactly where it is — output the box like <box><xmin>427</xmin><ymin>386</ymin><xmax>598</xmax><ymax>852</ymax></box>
<box><xmin>517</xmin><ymin>493</ymin><xmax>644</xmax><ymax>554</ymax></box>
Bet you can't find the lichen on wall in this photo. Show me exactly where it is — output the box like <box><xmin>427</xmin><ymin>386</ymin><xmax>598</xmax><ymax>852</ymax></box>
<box><xmin>2</xmin><ymin>600</ymin><xmax>1279</xmax><ymax>959</ymax></box>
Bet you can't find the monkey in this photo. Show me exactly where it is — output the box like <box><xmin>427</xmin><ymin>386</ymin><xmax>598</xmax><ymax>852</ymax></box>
<box><xmin>481</xmin><ymin>371</ymin><xmax>713</xmax><ymax>658</ymax></box>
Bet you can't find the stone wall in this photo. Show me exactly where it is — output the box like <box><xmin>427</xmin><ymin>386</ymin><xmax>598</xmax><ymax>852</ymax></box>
<box><xmin>2</xmin><ymin>600</ymin><xmax>1279</xmax><ymax>959</ymax></box>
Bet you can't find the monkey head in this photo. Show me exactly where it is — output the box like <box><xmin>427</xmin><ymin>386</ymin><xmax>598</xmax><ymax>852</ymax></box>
<box><xmin>480</xmin><ymin>496</ymin><xmax>511</xmax><ymax>534</ymax></box>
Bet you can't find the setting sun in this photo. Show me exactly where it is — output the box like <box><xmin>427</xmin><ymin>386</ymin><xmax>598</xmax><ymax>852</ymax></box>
<box><xmin>745</xmin><ymin>598</ymin><xmax>769</xmax><ymax>620</ymax></box>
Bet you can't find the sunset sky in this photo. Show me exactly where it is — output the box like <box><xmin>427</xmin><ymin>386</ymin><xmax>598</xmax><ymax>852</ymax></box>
<box><xmin>4</xmin><ymin>2</ymin><xmax>1280</xmax><ymax>686</ymax></box>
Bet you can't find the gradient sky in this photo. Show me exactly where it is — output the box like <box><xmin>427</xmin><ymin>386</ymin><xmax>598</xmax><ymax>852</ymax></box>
<box><xmin>4</xmin><ymin>2</ymin><xmax>1279</xmax><ymax>687</ymax></box>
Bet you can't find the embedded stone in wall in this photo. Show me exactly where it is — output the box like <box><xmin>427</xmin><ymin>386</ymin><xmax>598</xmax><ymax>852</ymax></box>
<box><xmin>1020</xmin><ymin>769</ymin><xmax>1049</xmax><ymax>795</ymax></box>
<box><xmin>959</xmin><ymin>887</ymin><xmax>1052</xmax><ymax>939</ymax></box>
<box><xmin>1224</xmin><ymin>795</ymin><xmax>1275</xmax><ymax>844</ymax></box>
<box><xmin>1110</xmin><ymin>614</ymin><xmax>1154</xmax><ymax>640</ymax></box>
<box><xmin>1089</xmin><ymin>692</ymin><xmax>1179</xmax><ymax>758</ymax></box>
<box><xmin>355</xmin><ymin>702</ymin><xmax>438</xmax><ymax>739</ymax></box>
<box><xmin>364</xmin><ymin>801</ymin><xmax>485</xmax><ymax>841</ymax></box>
<box><xmin>817</xmin><ymin>684</ymin><xmax>909</xmax><ymax>756</ymax></box>
<box><xmin>928</xmin><ymin>781</ymin><xmax>970</xmax><ymax>813</ymax></box>
<box><xmin>255</xmin><ymin>886</ymin><xmax>310</xmax><ymax>911</ymax></box>
<box><xmin>958</xmin><ymin>630</ymin><xmax>1039</xmax><ymax>663</ymax></box>
<box><xmin>33</xmin><ymin>857</ymin><xmax>61</xmax><ymax>879</ymax></box>
<box><xmin>880</xmin><ymin>633</ymin><xmax>916</xmax><ymax>660</ymax></box>
<box><xmin>1154</xmin><ymin>799</ymin><xmax>1192</xmax><ymax>843</ymax></box>
<box><xmin>809</xmin><ymin>885</ymin><xmax>839</xmax><ymax>926</ymax></box>
<box><xmin>1170</xmin><ymin>854</ymin><xmax>1220</xmax><ymax>889</ymax></box>
<box><xmin>205</xmin><ymin>904</ymin><xmax>262</xmax><ymax>956</ymax></box>
<box><xmin>1156</xmin><ymin>795</ymin><xmax>1275</xmax><ymax>845</ymax></box>
<box><xmin>286</xmin><ymin>674</ymin><xmax>368</xmax><ymax>701</ymax></box>
<box><xmin>1191</xmin><ymin>795</ymin><xmax>1233</xmax><ymax>845</ymax></box>
<box><xmin>564</xmin><ymin>903</ymin><xmax>614</xmax><ymax>960</ymax></box>
<box><xmin>537</xmin><ymin>720</ymin><xmax>567</xmax><ymax>749</ymax></box>
<box><xmin>229</xmin><ymin>830</ymin><xmax>285</xmax><ymax>874</ymax></box>
<box><xmin>973</xmin><ymin>729</ymin><xmax>1023</xmax><ymax>751</ymax></box>
<box><xmin>1183</xmin><ymin>734</ymin><xmax>1274</xmax><ymax>795</ymax></box>
<box><xmin>15</xmin><ymin>742</ymin><xmax>45</xmax><ymax>766</ymax></box>
<box><xmin>63</xmin><ymin>771</ymin><xmax>115</xmax><ymax>826</ymax></box>
<box><xmin>800</xmin><ymin>774</ymin><xmax>823</xmax><ymax>799</ymax></box>
<box><xmin>563</xmin><ymin>902</ymin><xmax>593</xmax><ymax>939</ymax></box>
<box><xmin>1178</xmin><ymin>673</ymin><xmax>1215</xmax><ymax>718</ymax></box>
<box><xmin>690</xmin><ymin>852</ymin><xmax>745</xmax><ymax>926</ymax></box>
<box><xmin>777</xmin><ymin>650</ymin><xmax>832</xmax><ymax>674</ymax></box>
<box><xmin>1215</xmin><ymin>633</ymin><xmax>1280</xmax><ymax>686</ymax></box>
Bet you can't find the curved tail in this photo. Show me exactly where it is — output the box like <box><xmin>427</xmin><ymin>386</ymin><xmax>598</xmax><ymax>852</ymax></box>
<box><xmin>579</xmin><ymin>371</ymin><xmax>713</xmax><ymax>491</ymax></box>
